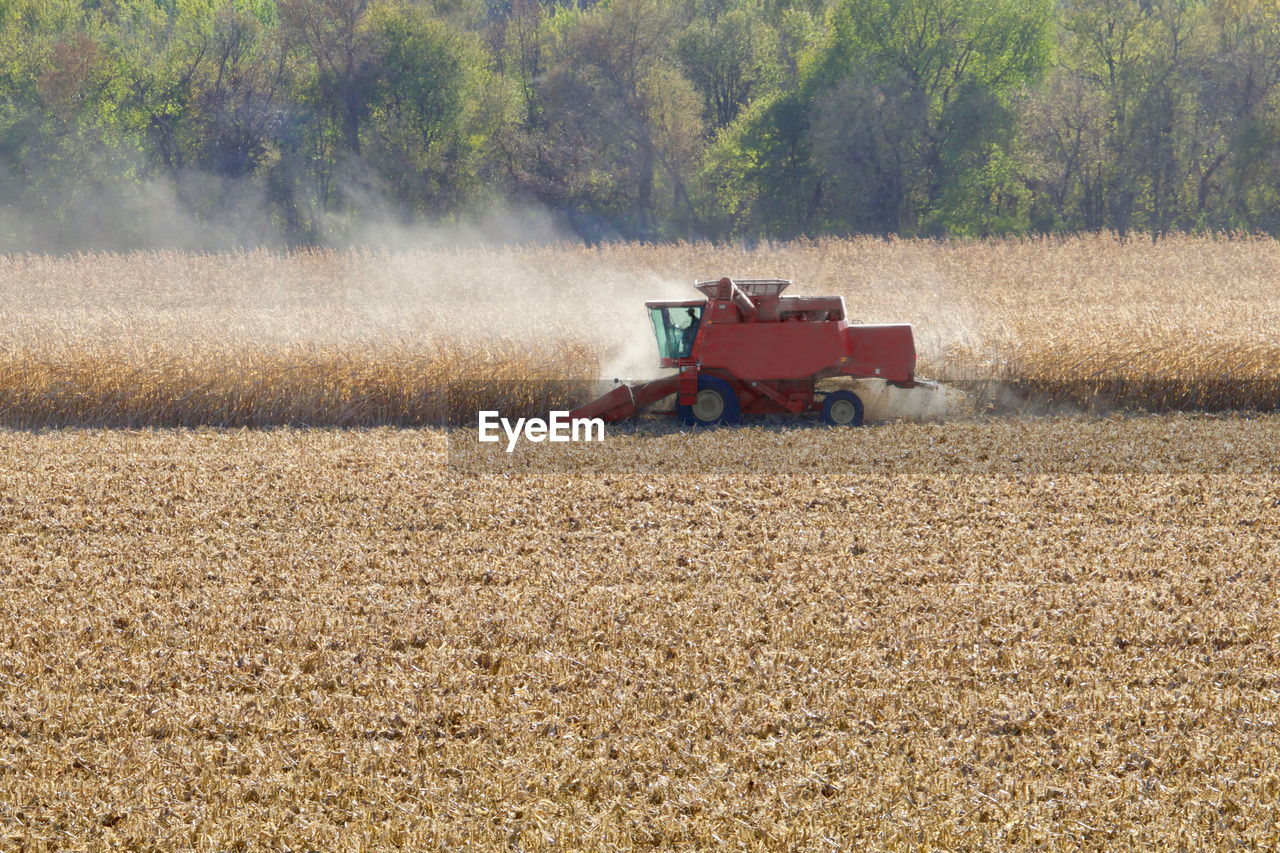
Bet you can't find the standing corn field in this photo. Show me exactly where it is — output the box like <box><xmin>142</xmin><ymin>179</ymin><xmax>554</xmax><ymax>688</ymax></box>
<box><xmin>1</xmin><ymin>236</ymin><xmax>1279</xmax><ymax>426</ymax></box>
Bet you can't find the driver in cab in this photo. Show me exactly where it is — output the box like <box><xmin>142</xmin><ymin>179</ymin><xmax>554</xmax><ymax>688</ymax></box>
<box><xmin>681</xmin><ymin>308</ymin><xmax>701</xmax><ymax>354</ymax></box>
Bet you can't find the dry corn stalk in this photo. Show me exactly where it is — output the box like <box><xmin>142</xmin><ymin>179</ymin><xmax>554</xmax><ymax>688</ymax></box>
<box><xmin>1</xmin><ymin>233</ymin><xmax>1278</xmax><ymax>425</ymax></box>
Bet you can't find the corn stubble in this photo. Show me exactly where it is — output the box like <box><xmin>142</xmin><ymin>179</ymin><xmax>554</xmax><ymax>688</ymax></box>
<box><xmin>2</xmin><ymin>420</ymin><xmax>1280</xmax><ymax>850</ymax></box>
<box><xmin>1</xmin><ymin>234</ymin><xmax>1279</xmax><ymax>426</ymax></box>
<box><xmin>4</xmin><ymin>238</ymin><xmax>1280</xmax><ymax>850</ymax></box>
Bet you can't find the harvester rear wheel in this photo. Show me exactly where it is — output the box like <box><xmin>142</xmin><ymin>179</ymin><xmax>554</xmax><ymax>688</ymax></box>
<box><xmin>678</xmin><ymin>376</ymin><xmax>740</xmax><ymax>426</ymax></box>
<box><xmin>822</xmin><ymin>390</ymin><xmax>864</xmax><ymax>426</ymax></box>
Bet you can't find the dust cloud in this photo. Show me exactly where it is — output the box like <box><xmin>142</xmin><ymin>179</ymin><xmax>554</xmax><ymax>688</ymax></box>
<box><xmin>855</xmin><ymin>380</ymin><xmax>974</xmax><ymax>422</ymax></box>
<box><xmin>1</xmin><ymin>165</ymin><xmax>1000</xmax><ymax>426</ymax></box>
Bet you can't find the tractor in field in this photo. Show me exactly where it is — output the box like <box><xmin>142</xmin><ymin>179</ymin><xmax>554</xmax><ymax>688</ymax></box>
<box><xmin>570</xmin><ymin>277</ymin><xmax>918</xmax><ymax>426</ymax></box>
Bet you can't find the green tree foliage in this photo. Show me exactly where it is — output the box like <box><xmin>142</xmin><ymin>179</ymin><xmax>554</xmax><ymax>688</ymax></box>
<box><xmin>509</xmin><ymin>0</ymin><xmax>704</xmax><ymax>238</ymax></box>
<box><xmin>716</xmin><ymin>0</ymin><xmax>1053</xmax><ymax>237</ymax></box>
<box><xmin>4</xmin><ymin>0</ymin><xmax>1280</xmax><ymax>247</ymax></box>
<box><xmin>1027</xmin><ymin>0</ymin><xmax>1280</xmax><ymax>234</ymax></box>
<box><xmin>676</xmin><ymin>7</ymin><xmax>780</xmax><ymax>130</ymax></box>
<box><xmin>361</xmin><ymin>2</ymin><xmax>501</xmax><ymax>215</ymax></box>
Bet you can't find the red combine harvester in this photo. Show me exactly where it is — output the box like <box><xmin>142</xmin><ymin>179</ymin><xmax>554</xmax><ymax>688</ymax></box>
<box><xmin>570</xmin><ymin>277</ymin><xmax>918</xmax><ymax>426</ymax></box>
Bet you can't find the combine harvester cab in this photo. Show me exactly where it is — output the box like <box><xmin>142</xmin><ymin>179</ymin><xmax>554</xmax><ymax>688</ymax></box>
<box><xmin>572</xmin><ymin>277</ymin><xmax>917</xmax><ymax>427</ymax></box>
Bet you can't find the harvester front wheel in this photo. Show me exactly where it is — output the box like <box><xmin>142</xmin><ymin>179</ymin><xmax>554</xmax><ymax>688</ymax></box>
<box><xmin>822</xmin><ymin>390</ymin><xmax>864</xmax><ymax>427</ymax></box>
<box><xmin>678</xmin><ymin>376</ymin><xmax>740</xmax><ymax>426</ymax></box>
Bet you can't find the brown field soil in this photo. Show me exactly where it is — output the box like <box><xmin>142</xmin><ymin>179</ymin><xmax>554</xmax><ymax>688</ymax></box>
<box><xmin>2</xmin><ymin>235</ymin><xmax>1279</xmax><ymax>426</ymax></box>
<box><xmin>3</xmin><ymin>416</ymin><xmax>1280</xmax><ymax>850</ymax></box>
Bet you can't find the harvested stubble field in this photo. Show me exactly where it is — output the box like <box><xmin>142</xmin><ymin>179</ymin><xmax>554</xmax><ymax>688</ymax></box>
<box><xmin>4</xmin><ymin>237</ymin><xmax>1280</xmax><ymax>851</ymax></box>
<box><xmin>1</xmin><ymin>234</ymin><xmax>1280</xmax><ymax>426</ymax></box>
<box><xmin>2</xmin><ymin>418</ymin><xmax>1280</xmax><ymax>850</ymax></box>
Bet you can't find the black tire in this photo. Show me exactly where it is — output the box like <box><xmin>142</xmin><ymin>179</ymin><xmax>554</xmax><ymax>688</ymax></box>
<box><xmin>821</xmin><ymin>389</ymin><xmax>864</xmax><ymax>426</ymax></box>
<box><xmin>678</xmin><ymin>375</ymin><xmax>741</xmax><ymax>426</ymax></box>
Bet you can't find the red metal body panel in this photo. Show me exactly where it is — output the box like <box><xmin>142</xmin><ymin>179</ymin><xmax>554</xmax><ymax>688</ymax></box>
<box><xmin>697</xmin><ymin>321</ymin><xmax>846</xmax><ymax>379</ymax></box>
<box><xmin>842</xmin><ymin>324</ymin><xmax>916</xmax><ymax>383</ymax></box>
<box><xmin>694</xmin><ymin>318</ymin><xmax>914</xmax><ymax>384</ymax></box>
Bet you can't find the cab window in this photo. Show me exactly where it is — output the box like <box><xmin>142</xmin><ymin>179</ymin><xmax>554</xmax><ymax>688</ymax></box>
<box><xmin>649</xmin><ymin>306</ymin><xmax>703</xmax><ymax>360</ymax></box>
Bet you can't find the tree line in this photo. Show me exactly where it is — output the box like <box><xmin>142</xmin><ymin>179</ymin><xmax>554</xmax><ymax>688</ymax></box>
<box><xmin>2</xmin><ymin>0</ymin><xmax>1280</xmax><ymax>248</ymax></box>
